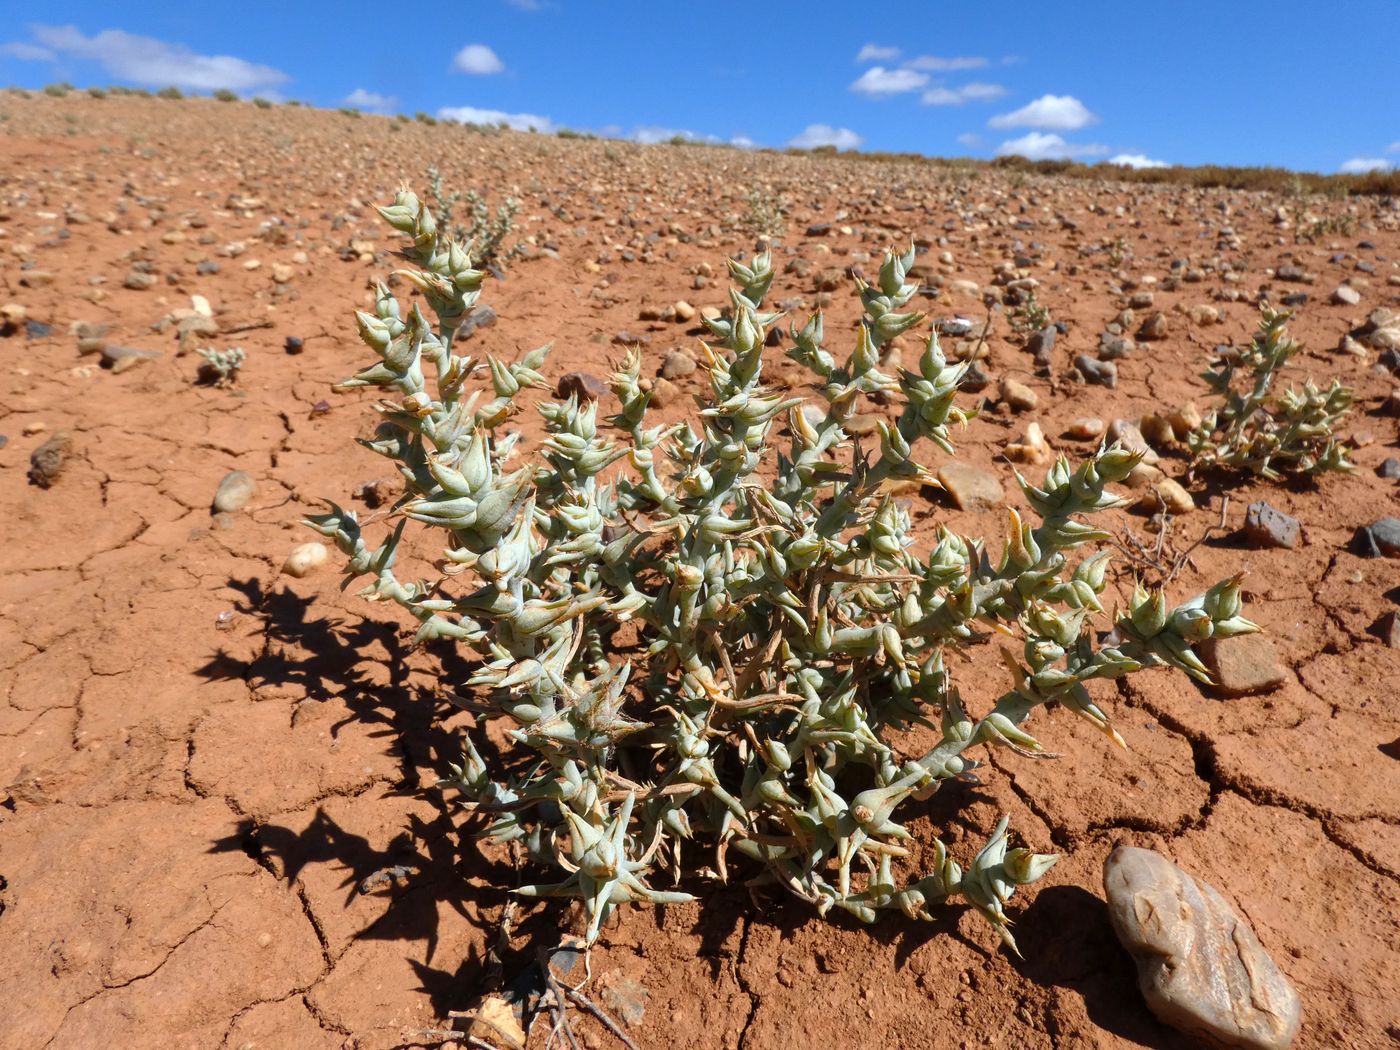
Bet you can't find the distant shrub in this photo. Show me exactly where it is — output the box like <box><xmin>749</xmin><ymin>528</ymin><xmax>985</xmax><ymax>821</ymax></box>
<box><xmin>157</xmin><ymin>86</ymin><xmax>183</xmax><ymax>100</ymax></box>
<box><xmin>339</xmin><ymin>106</ymin><xmax>361</xmax><ymax>118</ymax></box>
<box><xmin>43</xmin><ymin>82</ymin><xmax>73</xmax><ymax>97</ymax></box>
<box><xmin>415</xmin><ymin>111</ymin><xmax>437</xmax><ymax>125</ymax></box>
<box><xmin>87</xmin><ymin>86</ymin><xmax>107</xmax><ymax>99</ymax></box>
<box><xmin>252</xmin><ymin>96</ymin><xmax>273</xmax><ymax>109</ymax></box>
<box><xmin>213</xmin><ymin>88</ymin><xmax>238</xmax><ymax>102</ymax></box>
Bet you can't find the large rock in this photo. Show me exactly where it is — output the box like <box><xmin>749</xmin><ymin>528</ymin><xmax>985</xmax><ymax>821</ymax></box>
<box><xmin>1199</xmin><ymin>633</ymin><xmax>1287</xmax><ymax>697</ymax></box>
<box><xmin>936</xmin><ymin>461</ymin><xmax>1003</xmax><ymax>512</ymax></box>
<box><xmin>1104</xmin><ymin>846</ymin><xmax>1302</xmax><ymax>1049</ymax></box>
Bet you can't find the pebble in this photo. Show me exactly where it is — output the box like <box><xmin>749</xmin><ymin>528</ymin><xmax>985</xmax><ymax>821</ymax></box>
<box><xmin>1066</xmin><ymin>417</ymin><xmax>1105</xmax><ymax>440</ymax></box>
<box><xmin>282</xmin><ymin>542</ymin><xmax>329</xmax><ymax>579</ymax></box>
<box><xmin>1108</xmin><ymin>419</ymin><xmax>1160</xmax><ymax>463</ymax></box>
<box><xmin>999</xmin><ymin>376</ymin><xmax>1039</xmax><ymax>412</ymax></box>
<box><xmin>1137</xmin><ymin>478</ymin><xmax>1194</xmax><ymax>515</ymax></box>
<box><xmin>1137</xmin><ymin>312</ymin><xmax>1169</xmax><ymax>340</ymax></box>
<box><xmin>1354</xmin><ymin>517</ymin><xmax>1400</xmax><ymax>558</ymax></box>
<box><xmin>647</xmin><ymin>376</ymin><xmax>679</xmax><ymax>408</ymax></box>
<box><xmin>1075</xmin><ymin>354</ymin><xmax>1118</xmax><ymax>387</ymax></box>
<box><xmin>1005</xmin><ymin>421</ymin><xmax>1051</xmax><ymax>465</ymax></box>
<box><xmin>1104</xmin><ymin>846</ymin><xmax>1302</xmax><ymax>1050</ymax></box>
<box><xmin>1098</xmin><ymin>333</ymin><xmax>1135</xmax><ymax>360</ymax></box>
<box><xmin>673</xmin><ymin>300</ymin><xmax>695</xmax><ymax>322</ymax></box>
<box><xmin>1025</xmin><ymin>325</ymin><xmax>1056</xmax><ymax>367</ymax></box>
<box><xmin>213</xmin><ymin>470</ymin><xmax>257</xmax><ymax>513</ymax></box>
<box><xmin>1199</xmin><ymin>633</ymin><xmax>1287</xmax><ymax>697</ymax></box>
<box><xmin>1377</xmin><ymin>458</ymin><xmax>1400</xmax><ymax>480</ymax></box>
<box><xmin>960</xmin><ymin>359</ymin><xmax>990</xmax><ymax>392</ymax></box>
<box><xmin>28</xmin><ymin>433</ymin><xmax>72</xmax><ymax>488</ymax></box>
<box><xmin>123</xmin><ymin>270</ymin><xmax>157</xmax><ymax>290</ymax></box>
<box><xmin>284</xmin><ymin>336</ymin><xmax>304</xmax><ymax>354</ymax></box>
<box><xmin>1331</xmin><ymin>284</ymin><xmax>1361</xmax><ymax>306</ymax></box>
<box><xmin>936</xmin><ymin>461</ymin><xmax>1004</xmax><ymax>512</ymax></box>
<box><xmin>1243</xmin><ymin>502</ymin><xmax>1299</xmax><ymax>549</ymax></box>
<box><xmin>659</xmin><ymin>349</ymin><xmax>697</xmax><ymax>379</ymax></box>
<box><xmin>556</xmin><ymin>371</ymin><xmax>607</xmax><ymax>402</ymax></box>
<box><xmin>1380</xmin><ymin>611</ymin><xmax>1400</xmax><ymax>649</ymax></box>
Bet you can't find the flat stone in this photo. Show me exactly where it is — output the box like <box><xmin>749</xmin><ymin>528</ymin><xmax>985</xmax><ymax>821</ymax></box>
<box><xmin>1353</xmin><ymin>517</ymin><xmax>1400</xmax><ymax>558</ymax></box>
<box><xmin>1105</xmin><ymin>846</ymin><xmax>1301</xmax><ymax>1050</ymax></box>
<box><xmin>936</xmin><ymin>461</ymin><xmax>1004</xmax><ymax>512</ymax></box>
<box><xmin>1137</xmin><ymin>311</ymin><xmax>1169</xmax><ymax>340</ymax></box>
<box><xmin>1331</xmin><ymin>285</ymin><xmax>1361</xmax><ymax>306</ymax></box>
<box><xmin>213</xmin><ymin>470</ymin><xmax>258</xmax><ymax>513</ymax></box>
<box><xmin>1199</xmin><ymin>633</ymin><xmax>1287</xmax><ymax>697</ymax></box>
<box><xmin>555</xmin><ymin>371</ymin><xmax>607</xmax><ymax>402</ymax></box>
<box><xmin>647</xmin><ymin>376</ymin><xmax>679</xmax><ymax>408</ymax></box>
<box><xmin>999</xmin><ymin>376</ymin><xmax>1039</xmax><ymax>411</ymax></box>
<box><xmin>1099</xmin><ymin>333</ymin><xmax>1135</xmax><ymax>360</ymax></box>
<box><xmin>1066</xmin><ymin>417</ymin><xmax>1104</xmax><ymax>440</ymax></box>
<box><xmin>1378</xmin><ymin>458</ymin><xmax>1400</xmax><ymax>480</ymax></box>
<box><xmin>1108</xmin><ymin>419</ymin><xmax>1160</xmax><ymax>464</ymax></box>
<box><xmin>659</xmin><ymin>349</ymin><xmax>697</xmax><ymax>379</ymax></box>
<box><xmin>1243</xmin><ymin>502</ymin><xmax>1300</xmax><ymax>549</ymax></box>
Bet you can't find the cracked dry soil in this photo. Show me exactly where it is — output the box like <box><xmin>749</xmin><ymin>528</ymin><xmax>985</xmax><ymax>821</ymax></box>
<box><xmin>1</xmin><ymin>97</ymin><xmax>1398</xmax><ymax>1050</ymax></box>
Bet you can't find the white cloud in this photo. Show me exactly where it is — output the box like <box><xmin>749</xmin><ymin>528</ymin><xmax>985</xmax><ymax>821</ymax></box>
<box><xmin>850</xmin><ymin>66</ymin><xmax>928</xmax><ymax>97</ymax></box>
<box><xmin>0</xmin><ymin>41</ymin><xmax>55</xmax><ymax>61</ymax></box>
<box><xmin>956</xmin><ymin>132</ymin><xmax>984</xmax><ymax>148</ymax></box>
<box><xmin>788</xmin><ymin>124</ymin><xmax>863</xmax><ymax>150</ymax></box>
<box><xmin>905</xmin><ymin>55</ymin><xmax>989</xmax><ymax>72</ymax></box>
<box><xmin>438</xmin><ymin>105</ymin><xmax>553</xmax><ymax>132</ymax></box>
<box><xmin>1386</xmin><ymin>142</ymin><xmax>1400</xmax><ymax>154</ymax></box>
<box><xmin>730</xmin><ymin>135</ymin><xmax>759</xmax><ymax>149</ymax></box>
<box><xmin>995</xmin><ymin>132</ymin><xmax>1107</xmax><ymax>160</ymax></box>
<box><xmin>1339</xmin><ymin>157</ymin><xmax>1394</xmax><ymax>174</ymax></box>
<box><xmin>453</xmin><ymin>44</ymin><xmax>504</xmax><ymax>75</ymax></box>
<box><xmin>922</xmin><ymin>82</ymin><xmax>1007</xmax><ymax>106</ymax></box>
<box><xmin>344</xmin><ymin>88</ymin><xmax>395</xmax><ymax>113</ymax></box>
<box><xmin>856</xmin><ymin>43</ymin><xmax>901</xmax><ymax>63</ymax></box>
<box><xmin>1109</xmin><ymin>153</ymin><xmax>1168</xmax><ymax>169</ymax></box>
<box><xmin>18</xmin><ymin>24</ymin><xmax>288</xmax><ymax>93</ymax></box>
<box><xmin>989</xmin><ymin>94</ymin><xmax>1098</xmax><ymax>131</ymax></box>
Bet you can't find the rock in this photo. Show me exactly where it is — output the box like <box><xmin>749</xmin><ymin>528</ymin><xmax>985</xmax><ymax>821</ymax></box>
<box><xmin>1244</xmin><ymin>502</ymin><xmax>1300</xmax><ymax>549</ymax></box>
<box><xmin>1167</xmin><ymin>402</ymin><xmax>1203</xmax><ymax>438</ymax></box>
<box><xmin>1331</xmin><ymin>284</ymin><xmax>1361</xmax><ymax>306</ymax></box>
<box><xmin>1104</xmin><ymin>846</ymin><xmax>1302</xmax><ymax>1050</ymax></box>
<box><xmin>937</xmin><ymin>461</ymin><xmax>1004</xmax><ymax>512</ymax></box>
<box><xmin>648</xmin><ymin>376</ymin><xmax>679</xmax><ymax>408</ymax></box>
<box><xmin>28</xmin><ymin>433</ymin><xmax>72</xmax><ymax>488</ymax></box>
<box><xmin>1025</xmin><ymin>325</ymin><xmax>1056</xmax><ymax>367</ymax></box>
<box><xmin>1139</xmin><ymin>414</ymin><xmax>1176</xmax><ymax>448</ymax></box>
<box><xmin>999</xmin><ymin>376</ymin><xmax>1039</xmax><ymax>412</ymax></box>
<box><xmin>213</xmin><ymin>470</ymin><xmax>257</xmax><ymax>513</ymax></box>
<box><xmin>960</xmin><ymin>359</ymin><xmax>990</xmax><ymax>392</ymax></box>
<box><xmin>100</xmin><ymin>345</ymin><xmax>161</xmax><ymax>371</ymax></box>
<box><xmin>659</xmin><ymin>349</ymin><xmax>697</xmax><ymax>379</ymax></box>
<box><xmin>1353</xmin><ymin>517</ymin><xmax>1400</xmax><ymax>558</ymax></box>
<box><xmin>1137</xmin><ymin>478</ymin><xmax>1194</xmax><ymax>515</ymax></box>
<box><xmin>1108</xmin><ymin>419</ymin><xmax>1160</xmax><ymax>463</ymax></box>
<box><xmin>282</xmin><ymin>542</ymin><xmax>329</xmax><ymax>579</ymax></box>
<box><xmin>672</xmin><ymin>300</ymin><xmax>695</xmax><ymax>322</ymax></box>
<box><xmin>1005</xmin><ymin>421</ymin><xmax>1051</xmax><ymax>464</ymax></box>
<box><xmin>284</xmin><ymin>336</ymin><xmax>304</xmax><ymax>354</ymax></box>
<box><xmin>1098</xmin><ymin>333</ymin><xmax>1135</xmax><ymax>360</ymax></box>
<box><xmin>804</xmin><ymin>223</ymin><xmax>830</xmax><ymax>237</ymax></box>
<box><xmin>1066</xmin><ymin>417</ymin><xmax>1104</xmax><ymax>440</ymax></box>
<box><xmin>1137</xmin><ymin>311</ymin><xmax>1169</xmax><ymax>340</ymax></box>
<box><xmin>1075</xmin><ymin>354</ymin><xmax>1118</xmax><ymax>387</ymax></box>
<box><xmin>25</xmin><ymin>319</ymin><xmax>53</xmax><ymax>339</ymax></box>
<box><xmin>1199</xmin><ymin>634</ymin><xmax>1287</xmax><ymax>697</ymax></box>
<box><xmin>843</xmin><ymin>414</ymin><xmax>881</xmax><ymax>437</ymax></box>
<box><xmin>1378</xmin><ymin>610</ymin><xmax>1400</xmax><ymax>649</ymax></box>
<box><xmin>1</xmin><ymin>302</ymin><xmax>27</xmax><ymax>326</ymax></box>
<box><xmin>1377</xmin><ymin>458</ymin><xmax>1400</xmax><ymax>480</ymax></box>
<box><xmin>556</xmin><ymin>371</ymin><xmax>607</xmax><ymax>402</ymax></box>
<box><xmin>123</xmin><ymin>270</ymin><xmax>157</xmax><ymax>290</ymax></box>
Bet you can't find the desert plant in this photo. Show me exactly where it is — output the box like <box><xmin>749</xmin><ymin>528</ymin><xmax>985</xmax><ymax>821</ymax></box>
<box><xmin>744</xmin><ymin>188</ymin><xmax>786</xmax><ymax>236</ymax></box>
<box><xmin>196</xmin><ymin>346</ymin><xmax>245</xmax><ymax>386</ymax></box>
<box><xmin>1187</xmin><ymin>307</ymin><xmax>1352</xmax><ymax>480</ymax></box>
<box><xmin>253</xmin><ymin>96</ymin><xmax>273</xmax><ymax>109</ymax></box>
<box><xmin>306</xmin><ymin>187</ymin><xmax>1257</xmax><ymax>952</ymax></box>
<box><xmin>426</xmin><ymin>167</ymin><xmax>524</xmax><ymax>271</ymax></box>
<box><xmin>43</xmin><ymin>82</ymin><xmax>73</xmax><ymax>97</ymax></box>
<box><xmin>213</xmin><ymin>88</ymin><xmax>238</xmax><ymax>102</ymax></box>
<box><xmin>87</xmin><ymin>86</ymin><xmax>107</xmax><ymax>99</ymax></box>
<box><xmin>157</xmin><ymin>86</ymin><xmax>184</xmax><ymax>100</ymax></box>
<box><xmin>1011</xmin><ymin>288</ymin><xmax>1050</xmax><ymax>335</ymax></box>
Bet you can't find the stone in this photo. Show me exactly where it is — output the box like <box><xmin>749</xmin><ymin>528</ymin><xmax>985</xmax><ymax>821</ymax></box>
<box><xmin>1005</xmin><ymin>421</ymin><xmax>1051</xmax><ymax>465</ymax></box>
<box><xmin>1353</xmin><ymin>517</ymin><xmax>1400</xmax><ymax>558</ymax></box>
<box><xmin>1243</xmin><ymin>502</ymin><xmax>1300</xmax><ymax>549</ymax></box>
<box><xmin>648</xmin><ymin>376</ymin><xmax>679</xmax><ymax>408</ymax></box>
<box><xmin>1108</xmin><ymin>419</ymin><xmax>1160</xmax><ymax>463</ymax></box>
<box><xmin>27</xmin><ymin>433</ymin><xmax>72</xmax><ymax>488</ymax></box>
<box><xmin>936</xmin><ymin>461</ymin><xmax>1004</xmax><ymax>512</ymax></box>
<box><xmin>1137</xmin><ymin>311</ymin><xmax>1169</xmax><ymax>340</ymax></box>
<box><xmin>284</xmin><ymin>336</ymin><xmax>304</xmax><ymax>354</ymax></box>
<box><xmin>1330</xmin><ymin>284</ymin><xmax>1361</xmax><ymax>306</ymax></box>
<box><xmin>999</xmin><ymin>376</ymin><xmax>1039</xmax><ymax>412</ymax></box>
<box><xmin>1098</xmin><ymin>333</ymin><xmax>1135</xmax><ymax>359</ymax></box>
<box><xmin>1066</xmin><ymin>417</ymin><xmax>1104</xmax><ymax>440</ymax></box>
<box><xmin>843</xmin><ymin>414</ymin><xmax>881</xmax><ymax>437</ymax></box>
<box><xmin>1199</xmin><ymin>634</ymin><xmax>1287</xmax><ymax>697</ymax></box>
<box><xmin>1136</xmin><ymin>478</ymin><xmax>1194</xmax><ymax>515</ymax></box>
<box><xmin>960</xmin><ymin>359</ymin><xmax>990</xmax><ymax>392</ymax></box>
<box><xmin>1025</xmin><ymin>325</ymin><xmax>1056</xmax><ymax>366</ymax></box>
<box><xmin>1377</xmin><ymin>458</ymin><xmax>1400</xmax><ymax>480</ymax></box>
<box><xmin>213</xmin><ymin>470</ymin><xmax>258</xmax><ymax>513</ymax></box>
<box><xmin>672</xmin><ymin>299</ymin><xmax>695</xmax><ymax>322</ymax></box>
<box><xmin>123</xmin><ymin>270</ymin><xmax>157</xmax><ymax>290</ymax></box>
<box><xmin>659</xmin><ymin>349</ymin><xmax>697</xmax><ymax>379</ymax></box>
<box><xmin>1379</xmin><ymin>610</ymin><xmax>1400</xmax><ymax>649</ymax></box>
<box><xmin>281</xmin><ymin>543</ymin><xmax>329</xmax><ymax>579</ymax></box>
<box><xmin>1104</xmin><ymin>846</ymin><xmax>1302</xmax><ymax>1050</ymax></box>
<box><xmin>1075</xmin><ymin>354</ymin><xmax>1118</xmax><ymax>387</ymax></box>
<box><xmin>25</xmin><ymin>319</ymin><xmax>53</xmax><ymax>339</ymax></box>
<box><xmin>556</xmin><ymin>371</ymin><xmax>607</xmax><ymax>402</ymax></box>
<box><xmin>100</xmin><ymin>345</ymin><xmax>161</xmax><ymax>370</ymax></box>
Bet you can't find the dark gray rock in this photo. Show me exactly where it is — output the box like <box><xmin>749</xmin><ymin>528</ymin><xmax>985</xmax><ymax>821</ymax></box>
<box><xmin>28</xmin><ymin>433</ymin><xmax>72</xmax><ymax>488</ymax></box>
<box><xmin>1243</xmin><ymin>502</ymin><xmax>1299</xmax><ymax>549</ymax></box>
<box><xmin>1026</xmin><ymin>325</ymin><xmax>1056</xmax><ymax>367</ymax></box>
<box><xmin>1075</xmin><ymin>353</ymin><xmax>1117</xmax><ymax>387</ymax></box>
<box><xmin>1378</xmin><ymin>458</ymin><xmax>1400</xmax><ymax>480</ymax></box>
<box><xmin>1354</xmin><ymin>517</ymin><xmax>1400</xmax><ymax>558</ymax></box>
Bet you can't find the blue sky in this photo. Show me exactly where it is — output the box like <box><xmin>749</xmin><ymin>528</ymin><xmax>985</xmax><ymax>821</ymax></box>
<box><xmin>2</xmin><ymin>1</ymin><xmax>1397</xmax><ymax>174</ymax></box>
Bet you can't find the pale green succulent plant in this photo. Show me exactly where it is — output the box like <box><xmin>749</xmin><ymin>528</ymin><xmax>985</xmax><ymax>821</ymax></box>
<box><xmin>196</xmin><ymin>345</ymin><xmax>246</xmax><ymax>386</ymax></box>
<box><xmin>1188</xmin><ymin>307</ymin><xmax>1353</xmax><ymax>480</ymax></box>
<box><xmin>307</xmin><ymin>187</ymin><xmax>1257</xmax><ymax>953</ymax></box>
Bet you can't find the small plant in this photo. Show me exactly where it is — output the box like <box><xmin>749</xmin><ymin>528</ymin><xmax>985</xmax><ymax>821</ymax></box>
<box><xmin>196</xmin><ymin>346</ymin><xmax>246</xmax><ymax>386</ymax></box>
<box><xmin>213</xmin><ymin>88</ymin><xmax>238</xmax><ymax>102</ymax></box>
<box><xmin>1011</xmin><ymin>288</ymin><xmax>1051</xmax><ymax>335</ymax></box>
<box><xmin>43</xmin><ymin>82</ymin><xmax>74</xmax><ymax>97</ymax></box>
<box><xmin>415</xmin><ymin>111</ymin><xmax>437</xmax><ymax>126</ymax></box>
<box><xmin>253</xmin><ymin>96</ymin><xmax>273</xmax><ymax>109</ymax></box>
<box><xmin>339</xmin><ymin>106</ymin><xmax>362</xmax><ymax>118</ymax></box>
<box><xmin>744</xmin><ymin>188</ymin><xmax>787</xmax><ymax>236</ymax></box>
<box><xmin>157</xmin><ymin>86</ymin><xmax>184</xmax><ymax>100</ymax></box>
<box><xmin>87</xmin><ymin>86</ymin><xmax>107</xmax><ymax>99</ymax></box>
<box><xmin>1187</xmin><ymin>307</ymin><xmax>1352</xmax><ymax>480</ymax></box>
<box><xmin>306</xmin><ymin>187</ymin><xmax>1257</xmax><ymax>953</ymax></box>
<box><xmin>426</xmin><ymin>167</ymin><xmax>524</xmax><ymax>271</ymax></box>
